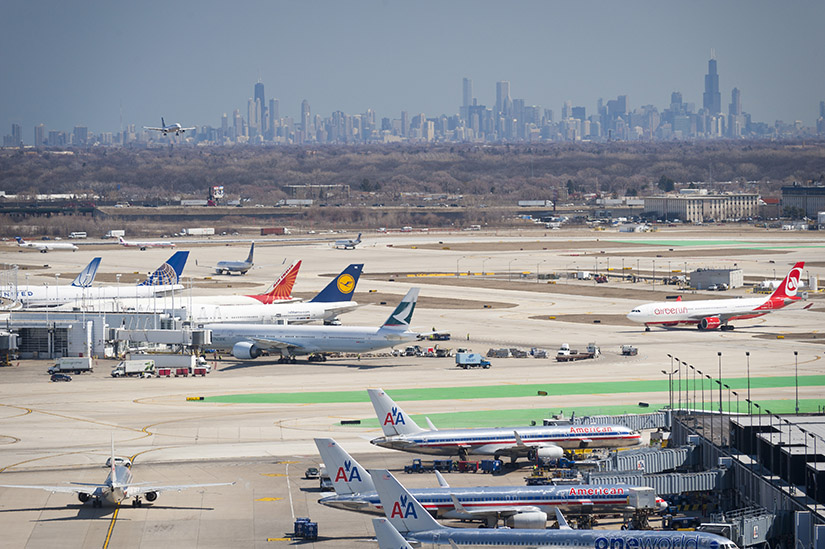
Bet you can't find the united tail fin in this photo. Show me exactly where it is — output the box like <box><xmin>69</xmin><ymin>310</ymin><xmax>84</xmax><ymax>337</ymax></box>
<box><xmin>71</xmin><ymin>257</ymin><xmax>101</xmax><ymax>287</ymax></box>
<box><xmin>247</xmin><ymin>260</ymin><xmax>300</xmax><ymax>303</ymax></box>
<box><xmin>161</xmin><ymin>117</ymin><xmax>166</xmax><ymax>128</ymax></box>
<box><xmin>370</xmin><ymin>469</ymin><xmax>443</xmax><ymax>534</ymax></box>
<box><xmin>380</xmin><ymin>288</ymin><xmax>419</xmax><ymax>329</ymax></box>
<box><xmin>309</xmin><ymin>264</ymin><xmax>363</xmax><ymax>303</ymax></box>
<box><xmin>372</xmin><ymin>518</ymin><xmax>414</xmax><ymax>549</ymax></box>
<box><xmin>314</xmin><ymin>438</ymin><xmax>375</xmax><ymax>495</ymax></box>
<box><xmin>768</xmin><ymin>261</ymin><xmax>805</xmax><ymax>301</ymax></box>
<box><xmin>245</xmin><ymin>243</ymin><xmax>254</xmax><ymax>264</ymax></box>
<box><xmin>368</xmin><ymin>388</ymin><xmax>425</xmax><ymax>437</ymax></box>
<box><xmin>139</xmin><ymin>251</ymin><xmax>189</xmax><ymax>286</ymax></box>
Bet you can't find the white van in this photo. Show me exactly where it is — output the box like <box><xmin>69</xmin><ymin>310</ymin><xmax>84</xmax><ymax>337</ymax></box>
<box><xmin>68</xmin><ymin>231</ymin><xmax>87</xmax><ymax>239</ymax></box>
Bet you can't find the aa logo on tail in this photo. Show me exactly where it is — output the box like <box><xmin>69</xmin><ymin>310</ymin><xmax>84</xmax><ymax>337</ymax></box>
<box><xmin>383</xmin><ymin>407</ymin><xmax>406</xmax><ymax>426</ymax></box>
<box><xmin>335</xmin><ymin>460</ymin><xmax>362</xmax><ymax>482</ymax></box>
<box><xmin>390</xmin><ymin>495</ymin><xmax>417</xmax><ymax>519</ymax></box>
<box><xmin>337</xmin><ymin>274</ymin><xmax>355</xmax><ymax>294</ymax></box>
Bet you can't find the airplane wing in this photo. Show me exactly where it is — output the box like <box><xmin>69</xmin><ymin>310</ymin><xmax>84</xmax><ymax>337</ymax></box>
<box><xmin>144</xmin><ymin>127</ymin><xmax>164</xmax><ymax>131</ymax></box>
<box><xmin>181</xmin><ymin>127</ymin><xmax>196</xmax><ymax>132</ymax></box>
<box><xmin>250</xmin><ymin>337</ymin><xmax>306</xmax><ymax>351</ymax></box>
<box><xmin>125</xmin><ymin>481</ymin><xmax>233</xmax><ymax>497</ymax></box>
<box><xmin>448</xmin><ymin>494</ymin><xmax>540</xmax><ymax>518</ymax></box>
<box><xmin>0</xmin><ymin>483</ymin><xmax>106</xmax><ymax>495</ymax></box>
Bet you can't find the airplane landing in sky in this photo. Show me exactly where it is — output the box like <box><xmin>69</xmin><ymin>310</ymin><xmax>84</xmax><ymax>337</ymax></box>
<box><xmin>627</xmin><ymin>261</ymin><xmax>807</xmax><ymax>331</ymax></box>
<box><xmin>143</xmin><ymin>117</ymin><xmax>195</xmax><ymax>136</ymax></box>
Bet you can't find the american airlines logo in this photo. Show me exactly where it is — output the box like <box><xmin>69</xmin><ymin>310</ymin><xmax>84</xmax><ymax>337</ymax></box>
<box><xmin>390</xmin><ymin>495</ymin><xmax>417</xmax><ymax>519</ymax></box>
<box><xmin>335</xmin><ymin>460</ymin><xmax>362</xmax><ymax>482</ymax></box>
<box><xmin>594</xmin><ymin>535</ymin><xmax>717</xmax><ymax>549</ymax></box>
<box><xmin>569</xmin><ymin>486</ymin><xmax>625</xmax><ymax>496</ymax></box>
<box><xmin>383</xmin><ymin>407</ymin><xmax>406</xmax><ymax>426</ymax></box>
<box><xmin>654</xmin><ymin>306</ymin><xmax>688</xmax><ymax>315</ymax></box>
<box><xmin>570</xmin><ymin>426</ymin><xmax>612</xmax><ymax>434</ymax></box>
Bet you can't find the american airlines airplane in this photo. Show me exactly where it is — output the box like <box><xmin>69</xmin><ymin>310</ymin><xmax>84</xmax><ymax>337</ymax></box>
<box><xmin>368</xmin><ymin>389</ymin><xmax>641</xmax><ymax>462</ymax></box>
<box><xmin>4</xmin><ymin>252</ymin><xmax>188</xmax><ymax>307</ymax></box>
<box><xmin>0</xmin><ymin>440</ymin><xmax>232</xmax><ymax>508</ymax></box>
<box><xmin>143</xmin><ymin>117</ymin><xmax>195</xmax><ymax>136</ymax></box>
<box><xmin>15</xmin><ymin>236</ymin><xmax>78</xmax><ymax>253</ymax></box>
<box><xmin>627</xmin><ymin>261</ymin><xmax>806</xmax><ymax>331</ymax></box>
<box><xmin>315</xmin><ymin>438</ymin><xmax>665</xmax><ymax>528</ymax></box>
<box><xmin>118</xmin><ymin>236</ymin><xmax>175</xmax><ymax>250</ymax></box>
<box><xmin>369</xmin><ymin>470</ymin><xmax>738</xmax><ymax>549</ymax></box>
<box><xmin>206</xmin><ymin>287</ymin><xmax>422</xmax><ymax>361</ymax></box>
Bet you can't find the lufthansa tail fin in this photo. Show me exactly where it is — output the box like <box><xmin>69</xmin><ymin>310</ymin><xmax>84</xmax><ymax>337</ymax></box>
<box><xmin>139</xmin><ymin>251</ymin><xmax>189</xmax><ymax>286</ymax></box>
<box><xmin>71</xmin><ymin>257</ymin><xmax>101</xmax><ymax>287</ymax></box>
<box><xmin>247</xmin><ymin>260</ymin><xmax>301</xmax><ymax>303</ymax></box>
<box><xmin>368</xmin><ymin>388</ymin><xmax>425</xmax><ymax>437</ymax></box>
<box><xmin>314</xmin><ymin>438</ymin><xmax>375</xmax><ymax>495</ymax></box>
<box><xmin>380</xmin><ymin>288</ymin><xmax>419</xmax><ymax>329</ymax></box>
<box><xmin>768</xmin><ymin>261</ymin><xmax>805</xmax><ymax>301</ymax></box>
<box><xmin>309</xmin><ymin>264</ymin><xmax>363</xmax><ymax>303</ymax></box>
<box><xmin>372</xmin><ymin>518</ymin><xmax>414</xmax><ymax>549</ymax></box>
<box><xmin>370</xmin><ymin>469</ymin><xmax>443</xmax><ymax>535</ymax></box>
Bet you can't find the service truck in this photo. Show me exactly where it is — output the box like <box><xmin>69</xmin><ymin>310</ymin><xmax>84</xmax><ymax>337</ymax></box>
<box><xmin>556</xmin><ymin>343</ymin><xmax>601</xmax><ymax>362</ymax></box>
<box><xmin>182</xmin><ymin>227</ymin><xmax>215</xmax><ymax>236</ymax></box>
<box><xmin>111</xmin><ymin>359</ymin><xmax>156</xmax><ymax>378</ymax></box>
<box><xmin>131</xmin><ymin>354</ymin><xmax>210</xmax><ymax>376</ymax></box>
<box><xmin>103</xmin><ymin>229</ymin><xmax>126</xmax><ymax>239</ymax></box>
<box><xmin>455</xmin><ymin>352</ymin><xmax>491</xmax><ymax>369</ymax></box>
<box><xmin>48</xmin><ymin>357</ymin><xmax>94</xmax><ymax>375</ymax></box>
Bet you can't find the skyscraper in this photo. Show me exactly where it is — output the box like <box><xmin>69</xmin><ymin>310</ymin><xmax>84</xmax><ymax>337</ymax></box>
<box><xmin>462</xmin><ymin>77</ymin><xmax>472</xmax><ymax>108</ymax></box>
<box><xmin>254</xmin><ymin>81</ymin><xmax>266</xmax><ymax>131</ymax></box>
<box><xmin>729</xmin><ymin>87</ymin><xmax>741</xmax><ymax>116</ymax></box>
<box><xmin>703</xmin><ymin>54</ymin><xmax>722</xmax><ymax>114</ymax></box>
<box><xmin>34</xmin><ymin>124</ymin><xmax>45</xmax><ymax>147</ymax></box>
<box><xmin>301</xmin><ymin>99</ymin><xmax>312</xmax><ymax>136</ymax></box>
<box><xmin>496</xmin><ymin>81</ymin><xmax>510</xmax><ymax>116</ymax></box>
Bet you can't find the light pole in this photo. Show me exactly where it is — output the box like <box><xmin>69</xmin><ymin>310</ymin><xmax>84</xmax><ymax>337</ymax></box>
<box><xmin>706</xmin><ymin>373</ymin><xmax>713</xmax><ymax>442</ymax></box>
<box><xmin>732</xmin><ymin>390</ymin><xmax>739</xmax><ymax>414</ymax></box>
<box><xmin>456</xmin><ymin>257</ymin><xmax>462</xmax><ymax>277</ymax></box>
<box><xmin>746</xmin><ymin>351</ymin><xmax>751</xmax><ymax>415</ymax></box>
<box><xmin>794</xmin><ymin>350</ymin><xmax>799</xmax><ymax>414</ymax></box>
<box><xmin>481</xmin><ymin>257</ymin><xmax>489</xmax><ymax>277</ymax></box>
<box><xmin>717</xmin><ymin>352</ymin><xmax>723</xmax><ymax>416</ymax></box>
<box><xmin>662</xmin><ymin>368</ymin><xmax>677</xmax><ymax>411</ymax></box>
<box><xmin>508</xmin><ymin>259</ymin><xmax>516</xmax><ymax>282</ymax></box>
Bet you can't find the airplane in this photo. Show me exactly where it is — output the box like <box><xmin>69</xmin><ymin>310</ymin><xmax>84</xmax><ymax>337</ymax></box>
<box><xmin>0</xmin><ymin>439</ymin><xmax>233</xmax><ymax>508</ymax></box>
<box><xmin>8</xmin><ymin>251</ymin><xmax>188</xmax><ymax>307</ymax></box>
<box><xmin>315</xmin><ymin>438</ymin><xmax>666</xmax><ymax>528</ymax></box>
<box><xmin>15</xmin><ymin>237</ymin><xmax>78</xmax><ymax>253</ymax></box>
<box><xmin>118</xmin><ymin>236</ymin><xmax>175</xmax><ymax>250</ymax></box>
<box><xmin>627</xmin><ymin>261</ymin><xmax>807</xmax><ymax>331</ymax></box>
<box><xmin>333</xmin><ymin>233</ymin><xmax>362</xmax><ymax>249</ymax></box>
<box><xmin>206</xmin><ymin>242</ymin><xmax>255</xmax><ymax>275</ymax></box>
<box><xmin>372</xmin><ymin>518</ymin><xmax>413</xmax><ymax>549</ymax></box>
<box><xmin>369</xmin><ymin>469</ymin><xmax>738</xmax><ymax>549</ymax></box>
<box><xmin>143</xmin><ymin>117</ymin><xmax>196</xmax><ymax>136</ymax></box>
<box><xmin>71</xmin><ymin>257</ymin><xmax>102</xmax><ymax>287</ymax></box>
<box><xmin>205</xmin><ymin>287</ymin><xmax>421</xmax><ymax>362</ymax></box>
<box><xmin>368</xmin><ymin>389</ymin><xmax>641</xmax><ymax>462</ymax></box>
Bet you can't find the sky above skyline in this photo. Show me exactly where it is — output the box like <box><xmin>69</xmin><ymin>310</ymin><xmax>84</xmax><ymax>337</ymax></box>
<box><xmin>2</xmin><ymin>0</ymin><xmax>824</xmax><ymax>142</ymax></box>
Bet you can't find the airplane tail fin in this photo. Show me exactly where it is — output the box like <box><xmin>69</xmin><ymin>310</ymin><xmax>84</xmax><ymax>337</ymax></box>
<box><xmin>368</xmin><ymin>388</ymin><xmax>425</xmax><ymax>437</ymax></box>
<box><xmin>118</xmin><ymin>237</ymin><xmax>125</xmax><ymax>245</ymax></box>
<box><xmin>245</xmin><ymin>242</ymin><xmax>254</xmax><ymax>264</ymax></box>
<box><xmin>309</xmin><ymin>264</ymin><xmax>363</xmax><ymax>303</ymax></box>
<box><xmin>768</xmin><ymin>261</ymin><xmax>805</xmax><ymax>301</ymax></box>
<box><xmin>380</xmin><ymin>288</ymin><xmax>419</xmax><ymax>329</ymax></box>
<box><xmin>355</xmin><ymin>233</ymin><xmax>362</xmax><ymax>243</ymax></box>
<box><xmin>161</xmin><ymin>117</ymin><xmax>165</xmax><ymax>127</ymax></box>
<box><xmin>139</xmin><ymin>251</ymin><xmax>189</xmax><ymax>286</ymax></box>
<box><xmin>110</xmin><ymin>435</ymin><xmax>117</xmax><ymax>479</ymax></box>
<box><xmin>247</xmin><ymin>260</ymin><xmax>301</xmax><ymax>303</ymax></box>
<box><xmin>372</xmin><ymin>518</ymin><xmax>414</xmax><ymax>549</ymax></box>
<box><xmin>71</xmin><ymin>257</ymin><xmax>101</xmax><ymax>288</ymax></box>
<box><xmin>15</xmin><ymin>236</ymin><xmax>24</xmax><ymax>244</ymax></box>
<box><xmin>314</xmin><ymin>438</ymin><xmax>375</xmax><ymax>495</ymax></box>
<box><xmin>370</xmin><ymin>469</ymin><xmax>443</xmax><ymax>535</ymax></box>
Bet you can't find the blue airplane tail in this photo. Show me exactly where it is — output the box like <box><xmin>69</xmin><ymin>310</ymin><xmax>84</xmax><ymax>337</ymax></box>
<box><xmin>310</xmin><ymin>264</ymin><xmax>363</xmax><ymax>303</ymax></box>
<box><xmin>245</xmin><ymin>242</ymin><xmax>254</xmax><ymax>264</ymax></box>
<box><xmin>139</xmin><ymin>251</ymin><xmax>189</xmax><ymax>286</ymax></box>
<box><xmin>71</xmin><ymin>257</ymin><xmax>101</xmax><ymax>287</ymax></box>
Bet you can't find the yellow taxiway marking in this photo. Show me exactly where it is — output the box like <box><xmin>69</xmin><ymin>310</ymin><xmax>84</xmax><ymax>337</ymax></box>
<box><xmin>260</xmin><ymin>473</ymin><xmax>287</xmax><ymax>477</ymax></box>
<box><xmin>255</xmin><ymin>497</ymin><xmax>283</xmax><ymax>502</ymax></box>
<box><xmin>275</xmin><ymin>460</ymin><xmax>300</xmax><ymax>464</ymax></box>
<box><xmin>267</xmin><ymin>538</ymin><xmax>290</xmax><ymax>542</ymax></box>
<box><xmin>103</xmin><ymin>502</ymin><xmax>121</xmax><ymax>549</ymax></box>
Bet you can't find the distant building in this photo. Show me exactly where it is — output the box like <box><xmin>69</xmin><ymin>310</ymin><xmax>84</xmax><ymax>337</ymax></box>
<box><xmin>690</xmin><ymin>268</ymin><xmax>743</xmax><ymax>290</ymax></box>
<box><xmin>781</xmin><ymin>183</ymin><xmax>825</xmax><ymax>218</ymax></box>
<box><xmin>703</xmin><ymin>55</ymin><xmax>722</xmax><ymax>115</ymax></box>
<box><xmin>644</xmin><ymin>194</ymin><xmax>758</xmax><ymax>223</ymax></box>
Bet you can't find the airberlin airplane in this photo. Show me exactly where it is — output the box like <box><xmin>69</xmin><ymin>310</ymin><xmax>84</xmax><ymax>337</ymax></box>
<box><xmin>627</xmin><ymin>261</ymin><xmax>808</xmax><ymax>331</ymax></box>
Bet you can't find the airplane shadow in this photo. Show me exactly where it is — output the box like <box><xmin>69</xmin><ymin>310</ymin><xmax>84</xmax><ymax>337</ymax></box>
<box><xmin>0</xmin><ymin>504</ymin><xmax>213</xmax><ymax>521</ymax></box>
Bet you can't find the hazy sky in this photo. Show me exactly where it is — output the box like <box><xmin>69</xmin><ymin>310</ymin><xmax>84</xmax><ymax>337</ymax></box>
<box><xmin>2</xmin><ymin>0</ymin><xmax>824</xmax><ymax>142</ymax></box>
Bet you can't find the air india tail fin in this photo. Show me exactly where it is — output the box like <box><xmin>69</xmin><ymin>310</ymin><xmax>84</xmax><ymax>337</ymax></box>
<box><xmin>370</xmin><ymin>469</ymin><xmax>443</xmax><ymax>535</ymax></box>
<box><xmin>368</xmin><ymin>389</ymin><xmax>425</xmax><ymax>437</ymax></box>
<box><xmin>247</xmin><ymin>260</ymin><xmax>301</xmax><ymax>304</ymax></box>
<box><xmin>768</xmin><ymin>261</ymin><xmax>805</xmax><ymax>301</ymax></box>
<box><xmin>314</xmin><ymin>438</ymin><xmax>375</xmax><ymax>495</ymax></box>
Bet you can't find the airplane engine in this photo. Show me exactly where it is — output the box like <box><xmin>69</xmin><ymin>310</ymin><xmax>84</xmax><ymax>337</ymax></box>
<box><xmin>232</xmin><ymin>341</ymin><xmax>262</xmax><ymax>359</ymax></box>
<box><xmin>78</xmin><ymin>492</ymin><xmax>90</xmax><ymax>503</ymax></box>
<box><xmin>536</xmin><ymin>446</ymin><xmax>564</xmax><ymax>460</ymax></box>
<box><xmin>144</xmin><ymin>491</ymin><xmax>158</xmax><ymax>502</ymax></box>
<box><xmin>698</xmin><ymin>317</ymin><xmax>722</xmax><ymax>330</ymax></box>
<box><xmin>505</xmin><ymin>511</ymin><xmax>548</xmax><ymax>529</ymax></box>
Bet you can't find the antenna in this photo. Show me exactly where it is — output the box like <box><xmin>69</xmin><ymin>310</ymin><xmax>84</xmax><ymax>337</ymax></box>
<box><xmin>710</xmin><ymin>48</ymin><xmax>716</xmax><ymax>60</ymax></box>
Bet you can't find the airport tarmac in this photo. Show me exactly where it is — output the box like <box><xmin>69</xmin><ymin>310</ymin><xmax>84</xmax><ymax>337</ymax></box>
<box><xmin>1</xmin><ymin>226</ymin><xmax>824</xmax><ymax>547</ymax></box>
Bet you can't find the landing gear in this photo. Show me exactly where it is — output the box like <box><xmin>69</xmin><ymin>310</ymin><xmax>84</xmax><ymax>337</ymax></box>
<box><xmin>721</xmin><ymin>325</ymin><xmax>735</xmax><ymax>331</ymax></box>
<box><xmin>92</xmin><ymin>499</ymin><xmax>102</xmax><ymax>508</ymax></box>
<box><xmin>645</xmin><ymin>326</ymin><xmax>651</xmax><ymax>332</ymax></box>
<box><xmin>131</xmin><ymin>498</ymin><xmax>142</xmax><ymax>507</ymax></box>
<box><xmin>458</xmin><ymin>448</ymin><xmax>469</xmax><ymax>461</ymax></box>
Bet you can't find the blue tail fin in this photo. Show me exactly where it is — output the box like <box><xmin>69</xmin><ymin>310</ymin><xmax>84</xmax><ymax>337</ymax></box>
<box><xmin>310</xmin><ymin>264</ymin><xmax>363</xmax><ymax>303</ymax></box>
<box><xmin>245</xmin><ymin>243</ymin><xmax>254</xmax><ymax>264</ymax></box>
<box><xmin>161</xmin><ymin>117</ymin><xmax>166</xmax><ymax>128</ymax></box>
<box><xmin>139</xmin><ymin>251</ymin><xmax>189</xmax><ymax>286</ymax></box>
<box><xmin>71</xmin><ymin>257</ymin><xmax>101</xmax><ymax>287</ymax></box>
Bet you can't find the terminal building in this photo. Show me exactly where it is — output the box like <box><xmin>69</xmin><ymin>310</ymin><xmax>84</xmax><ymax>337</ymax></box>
<box><xmin>782</xmin><ymin>184</ymin><xmax>825</xmax><ymax>218</ymax></box>
<box><xmin>644</xmin><ymin>194</ymin><xmax>759</xmax><ymax>223</ymax></box>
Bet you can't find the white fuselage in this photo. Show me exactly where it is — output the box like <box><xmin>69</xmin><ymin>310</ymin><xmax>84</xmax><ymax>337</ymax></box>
<box><xmin>6</xmin><ymin>284</ymin><xmax>184</xmax><ymax>308</ymax></box>
<box><xmin>627</xmin><ymin>296</ymin><xmax>772</xmax><ymax>326</ymax></box>
<box><xmin>207</xmin><ymin>323</ymin><xmax>419</xmax><ymax>355</ymax></box>
<box><xmin>18</xmin><ymin>241</ymin><xmax>78</xmax><ymax>252</ymax></box>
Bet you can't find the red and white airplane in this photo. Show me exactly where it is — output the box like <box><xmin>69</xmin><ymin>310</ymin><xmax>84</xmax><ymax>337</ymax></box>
<box><xmin>627</xmin><ymin>261</ymin><xmax>809</xmax><ymax>331</ymax></box>
<box><xmin>118</xmin><ymin>236</ymin><xmax>175</xmax><ymax>250</ymax></box>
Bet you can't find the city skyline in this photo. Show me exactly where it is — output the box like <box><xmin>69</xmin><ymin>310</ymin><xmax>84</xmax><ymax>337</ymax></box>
<box><xmin>2</xmin><ymin>1</ymin><xmax>825</xmax><ymax>143</ymax></box>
